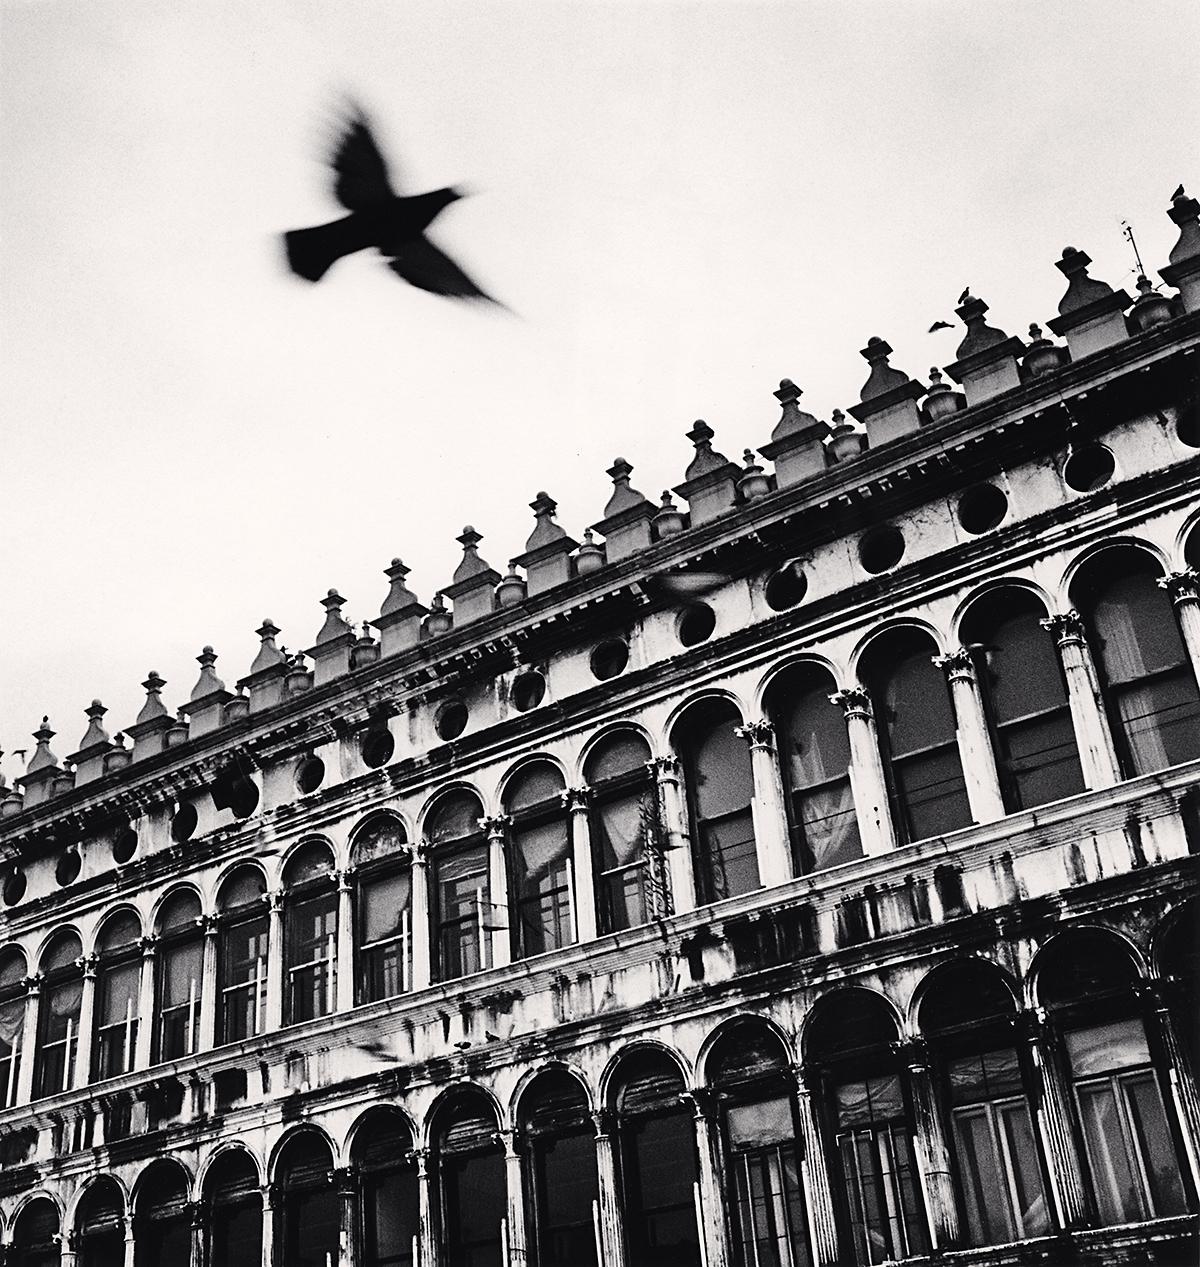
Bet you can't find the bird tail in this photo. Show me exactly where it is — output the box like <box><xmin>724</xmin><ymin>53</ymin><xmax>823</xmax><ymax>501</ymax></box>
<box><xmin>283</xmin><ymin>216</ymin><xmax>367</xmax><ymax>282</ymax></box>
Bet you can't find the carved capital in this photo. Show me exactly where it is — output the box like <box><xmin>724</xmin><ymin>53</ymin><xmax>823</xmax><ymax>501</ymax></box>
<box><xmin>479</xmin><ymin>814</ymin><xmax>512</xmax><ymax>841</ymax></box>
<box><xmin>932</xmin><ymin>647</ymin><xmax>976</xmax><ymax>682</ymax></box>
<box><xmin>1159</xmin><ymin>568</ymin><xmax>1200</xmax><ymax>605</ymax></box>
<box><xmin>76</xmin><ymin>952</ymin><xmax>100</xmax><ymax>978</ymax></box>
<box><xmin>259</xmin><ymin>1181</ymin><xmax>280</xmax><ymax>1209</ymax></box>
<box><xmin>681</xmin><ymin>1087</ymin><xmax>720</xmax><ymax>1121</ymax></box>
<box><xmin>493</xmin><ymin>1127</ymin><xmax>524</xmax><ymax>1159</ymax></box>
<box><xmin>646</xmin><ymin>755</ymin><xmax>680</xmax><ymax>782</ymax></box>
<box><xmin>892</xmin><ymin>1036</ymin><xmax>931</xmax><ymax>1072</ymax></box>
<box><xmin>591</xmin><ymin>1108</ymin><xmax>616</xmax><ymax>1138</ymax></box>
<box><xmin>333</xmin><ymin>866</ymin><xmax>356</xmax><ymax>891</ymax></box>
<box><xmin>734</xmin><ymin>719</ymin><xmax>775</xmax><ymax>750</ymax></box>
<box><xmin>21</xmin><ymin>972</ymin><xmax>43</xmax><ymax>995</ymax></box>
<box><xmin>830</xmin><ymin>685</ymin><xmax>872</xmax><ymax>719</ymax></box>
<box><xmin>197</xmin><ymin>913</ymin><xmax>220</xmax><ymax>936</ymax></box>
<box><xmin>560</xmin><ymin>785</ymin><xmax>592</xmax><ymax>811</ymax></box>
<box><xmin>405</xmin><ymin>1146</ymin><xmax>431</xmax><ymax>1175</ymax></box>
<box><xmin>331</xmin><ymin>1165</ymin><xmax>358</xmax><ymax>1194</ymax></box>
<box><xmin>411</xmin><ymin>839</ymin><xmax>432</xmax><ymax>865</ymax></box>
<box><xmin>266</xmin><ymin>889</ymin><xmax>286</xmax><ymax>914</ymax></box>
<box><xmin>138</xmin><ymin>935</ymin><xmax>159</xmax><ymax>958</ymax></box>
<box><xmin>1039</xmin><ymin>609</ymin><xmax>1087</xmax><ymax>645</ymax></box>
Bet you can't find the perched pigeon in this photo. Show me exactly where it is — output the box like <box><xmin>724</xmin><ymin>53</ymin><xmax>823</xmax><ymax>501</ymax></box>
<box><xmin>1171</xmin><ymin>184</ymin><xmax>1186</xmax><ymax>201</ymax></box>
<box><xmin>957</xmin><ymin>287</ymin><xmax>972</xmax><ymax>305</ymax></box>
<box><xmin>284</xmin><ymin>107</ymin><xmax>498</xmax><ymax>302</ymax></box>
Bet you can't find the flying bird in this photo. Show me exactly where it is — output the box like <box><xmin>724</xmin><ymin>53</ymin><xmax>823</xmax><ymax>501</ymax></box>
<box><xmin>283</xmin><ymin>107</ymin><xmax>498</xmax><ymax>302</ymax></box>
<box><xmin>928</xmin><ymin>320</ymin><xmax>953</xmax><ymax>333</ymax></box>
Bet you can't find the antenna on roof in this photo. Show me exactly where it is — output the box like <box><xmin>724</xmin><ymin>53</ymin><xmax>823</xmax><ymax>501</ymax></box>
<box><xmin>1120</xmin><ymin>220</ymin><xmax>1146</xmax><ymax>277</ymax></box>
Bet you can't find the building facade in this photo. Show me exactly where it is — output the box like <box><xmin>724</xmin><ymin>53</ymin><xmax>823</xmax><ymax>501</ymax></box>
<box><xmin>1</xmin><ymin>194</ymin><xmax>1200</xmax><ymax>1267</ymax></box>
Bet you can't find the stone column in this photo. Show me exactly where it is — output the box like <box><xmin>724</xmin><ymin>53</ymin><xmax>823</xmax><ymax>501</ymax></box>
<box><xmin>1141</xmin><ymin>980</ymin><xmax>1200</xmax><ymax>1198</ymax></box>
<box><xmin>481</xmin><ymin>816</ymin><xmax>512</xmax><ymax>969</ymax></box>
<box><xmin>265</xmin><ymin>891</ymin><xmax>285</xmax><ymax>1032</ymax></box>
<box><xmin>592</xmin><ymin>1111</ymin><xmax>628</xmax><ymax>1267</ymax></box>
<box><xmin>932</xmin><ymin>650</ymin><xmax>1005</xmax><ymax>824</ymax></box>
<box><xmin>135</xmin><ymin>936</ymin><xmax>158</xmax><ymax>1069</ymax></box>
<box><xmin>1020</xmin><ymin>1009</ymin><xmax>1088</xmax><ymax>1229</ymax></box>
<box><xmin>684</xmin><ymin>1090</ymin><xmax>730</xmax><ymax>1267</ymax></box>
<box><xmin>198</xmin><ymin>915</ymin><xmax>219</xmax><ymax>1054</ymax></box>
<box><xmin>123</xmin><ymin>1218</ymin><xmax>135</xmax><ymax>1267</ymax></box>
<box><xmin>734</xmin><ymin>720</ymin><xmax>792</xmax><ymax>887</ymax></box>
<box><xmin>190</xmin><ymin>1199</ymin><xmax>207</xmax><ymax>1267</ymax></box>
<box><xmin>410</xmin><ymin>844</ymin><xmax>432</xmax><ymax>991</ymax></box>
<box><xmin>334</xmin><ymin>1166</ymin><xmax>358</xmax><ymax>1267</ymax></box>
<box><xmin>260</xmin><ymin>1183</ymin><xmax>278</xmax><ymax>1267</ymax></box>
<box><xmin>74</xmin><ymin>953</ymin><xmax>99</xmax><ymax>1088</ymax></box>
<box><xmin>1160</xmin><ymin>569</ymin><xmax>1200</xmax><ymax>694</ymax></box>
<box><xmin>562</xmin><ymin>787</ymin><xmax>597</xmax><ymax>944</ymax></box>
<box><xmin>499</xmin><ymin>1130</ymin><xmax>528</xmax><ymax>1266</ymax></box>
<box><xmin>57</xmin><ymin>1232</ymin><xmax>78</xmax><ymax>1267</ymax></box>
<box><xmin>334</xmin><ymin>868</ymin><xmax>356</xmax><ymax>1013</ymax></box>
<box><xmin>899</xmin><ymin>1039</ymin><xmax>959</xmax><ymax>1250</ymax></box>
<box><xmin>16</xmin><ymin>973</ymin><xmax>41</xmax><ymax>1105</ymax></box>
<box><xmin>411</xmin><ymin>1149</ymin><xmax>435</xmax><ymax>1267</ymax></box>
<box><xmin>829</xmin><ymin>688</ymin><xmax>898</xmax><ymax>856</ymax></box>
<box><xmin>793</xmin><ymin>1067</ymin><xmax>840</xmax><ymax>1267</ymax></box>
<box><xmin>1040</xmin><ymin>612</ymin><xmax>1121</xmax><ymax>789</ymax></box>
<box><xmin>649</xmin><ymin>757</ymin><xmax>693</xmax><ymax>915</ymax></box>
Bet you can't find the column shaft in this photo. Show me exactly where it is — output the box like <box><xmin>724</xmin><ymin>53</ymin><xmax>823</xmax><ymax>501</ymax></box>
<box><xmin>593</xmin><ymin>1115</ymin><xmax>628</xmax><ymax>1267</ymax></box>
<box><xmin>903</xmin><ymin>1044</ymin><xmax>959</xmax><ymax>1250</ymax></box>
<box><xmin>1024</xmin><ymin>1012</ymin><xmax>1088</xmax><ymax>1228</ymax></box>
<box><xmin>502</xmin><ymin>1134</ymin><xmax>529</xmax><ymax>1265</ymax></box>
<box><xmin>1041</xmin><ymin>612</ymin><xmax>1121</xmax><ymax>789</ymax></box>
<box><xmin>410</xmin><ymin>847</ymin><xmax>431</xmax><ymax>991</ymax></box>
<box><xmin>1147</xmin><ymin>992</ymin><xmax>1200</xmax><ymax>1199</ymax></box>
<box><xmin>934</xmin><ymin>651</ymin><xmax>1005</xmax><ymax>823</ymax></box>
<box><xmin>260</xmin><ymin>1186</ymin><xmax>277</xmax><ymax>1267</ymax></box>
<box><xmin>565</xmin><ymin>790</ymin><xmax>598</xmax><ymax>944</ymax></box>
<box><xmin>135</xmin><ymin>939</ymin><xmax>157</xmax><ymax>1069</ymax></box>
<box><xmin>736</xmin><ymin>721</ymin><xmax>792</xmax><ymax>887</ymax></box>
<box><xmin>16</xmin><ymin>979</ymin><xmax>40</xmax><ymax>1105</ymax></box>
<box><xmin>265</xmin><ymin>894</ymin><xmax>285</xmax><ymax>1032</ymax></box>
<box><xmin>198</xmin><ymin>922</ymin><xmax>219</xmax><ymax>1054</ymax></box>
<box><xmin>831</xmin><ymin>689</ymin><xmax>897</xmax><ymax>856</ymax></box>
<box><xmin>482</xmin><ymin>817</ymin><xmax>511</xmax><ymax>970</ymax></box>
<box><xmin>74</xmin><ymin>957</ymin><xmax>98</xmax><ymax>1088</ymax></box>
<box><xmin>688</xmin><ymin>1096</ymin><xmax>730</xmax><ymax>1267</ymax></box>
<box><xmin>1161</xmin><ymin>571</ymin><xmax>1200</xmax><ymax>694</ymax></box>
<box><xmin>651</xmin><ymin>758</ymin><xmax>693</xmax><ymax>915</ymax></box>
<box><xmin>794</xmin><ymin>1077</ymin><xmax>839</xmax><ymax>1267</ymax></box>
<box><xmin>335</xmin><ymin>872</ymin><xmax>355</xmax><ymax>1012</ymax></box>
<box><xmin>414</xmin><ymin>1150</ymin><xmax>436</xmax><ymax>1267</ymax></box>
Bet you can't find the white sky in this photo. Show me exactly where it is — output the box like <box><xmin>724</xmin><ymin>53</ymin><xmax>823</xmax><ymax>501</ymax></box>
<box><xmin>1</xmin><ymin>0</ymin><xmax>1197</xmax><ymax>774</ymax></box>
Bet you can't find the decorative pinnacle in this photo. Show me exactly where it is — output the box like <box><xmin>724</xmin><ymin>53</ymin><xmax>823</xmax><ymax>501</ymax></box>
<box><xmin>143</xmin><ymin>670</ymin><xmax>166</xmax><ymax>694</ymax></box>
<box><xmin>774</xmin><ymin>378</ymin><xmax>802</xmax><ymax>405</ymax></box>
<box><xmin>257</xmin><ymin>619</ymin><xmax>280</xmax><ymax>641</ymax></box>
<box><xmin>457</xmin><ymin>526</ymin><xmax>483</xmax><ymax>551</ymax></box>
<box><xmin>607</xmin><ymin>457</ymin><xmax>633</xmax><ymax>484</ymax></box>
<box><xmin>687</xmin><ymin>419</ymin><xmax>715</xmax><ymax>447</ymax></box>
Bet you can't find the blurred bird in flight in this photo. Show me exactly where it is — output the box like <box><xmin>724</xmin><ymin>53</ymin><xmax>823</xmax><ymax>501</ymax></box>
<box><xmin>283</xmin><ymin>105</ymin><xmax>500</xmax><ymax>303</ymax></box>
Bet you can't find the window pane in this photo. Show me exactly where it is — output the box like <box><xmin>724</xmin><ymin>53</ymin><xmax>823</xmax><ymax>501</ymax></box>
<box><xmin>953</xmin><ymin>1107</ymin><xmax>1012</xmax><ymax>1246</ymax></box>
<box><xmin>727</xmin><ymin>1097</ymin><xmax>795</xmax><ymax>1149</ymax></box>
<box><xmin>1123</xmin><ymin>1072</ymin><xmax>1188</xmax><ymax>1217</ymax></box>
<box><xmin>443</xmin><ymin>1152</ymin><xmax>504</xmax><ymax>1266</ymax></box>
<box><xmin>1066</xmin><ymin>1019</ymin><xmax>1151</xmax><ymax>1077</ymax></box>
<box><xmin>885</xmin><ymin>648</ymin><xmax>956</xmax><ymax>757</ymax></box>
<box><xmin>362</xmin><ymin>871</ymin><xmax>412</xmax><ymax>944</ymax></box>
<box><xmin>220</xmin><ymin>916</ymin><xmax>268</xmax><ymax>1042</ymax></box>
<box><xmin>998</xmin><ymin>709</ymin><xmax>1085</xmax><ymax>809</ymax></box>
<box><xmin>1078</xmin><ymin>1081</ymin><xmax>1144</xmax><ymax>1224</ymax></box>
<box><xmin>732</xmin><ymin>1147</ymin><xmax>810</xmax><ymax>1267</ymax></box>
<box><xmin>623</xmin><ymin>1112</ymin><xmax>700</xmax><ymax>1265</ymax></box>
<box><xmin>436</xmin><ymin>845</ymin><xmax>490</xmax><ymax>980</ymax></box>
<box><xmin>1117</xmin><ymin>673</ymin><xmax>1200</xmax><ymax>774</ymax></box>
<box><xmin>794</xmin><ymin>779</ymin><xmax>861</xmax><ymax>873</ymax></box>
<box><xmin>283</xmin><ymin>1188</ymin><xmax>338</xmax><ymax>1267</ymax></box>
<box><xmin>894</xmin><ymin>747</ymin><xmax>971</xmax><ymax>840</ymax></box>
<box><xmin>691</xmin><ymin>724</ymin><xmax>753</xmax><ymax>820</ymax></box>
<box><xmin>701</xmin><ymin>809</ymin><xmax>759</xmax><ymax>900</ymax></box>
<box><xmin>984</xmin><ymin>607</ymin><xmax>1070</xmax><ymax>722</ymax></box>
<box><xmin>535</xmin><ymin>1130</ymin><xmax>599</xmax><ymax>1266</ymax></box>
<box><xmin>998</xmin><ymin>1101</ymin><xmax>1050</xmax><ymax>1237</ymax></box>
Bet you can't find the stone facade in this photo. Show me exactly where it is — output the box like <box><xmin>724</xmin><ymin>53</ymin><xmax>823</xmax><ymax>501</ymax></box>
<box><xmin>1</xmin><ymin>191</ymin><xmax>1200</xmax><ymax>1267</ymax></box>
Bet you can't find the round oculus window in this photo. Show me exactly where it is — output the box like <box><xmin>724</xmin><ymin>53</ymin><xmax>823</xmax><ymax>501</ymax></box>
<box><xmin>677</xmin><ymin>603</ymin><xmax>716</xmax><ymax>647</ymax></box>
<box><xmin>2</xmin><ymin>867</ymin><xmax>26</xmax><ymax>906</ymax></box>
<box><xmin>590</xmin><ymin>638</ymin><xmax>629</xmax><ymax>681</ymax></box>
<box><xmin>296</xmin><ymin>755</ymin><xmax>325</xmax><ymax>795</ymax></box>
<box><xmin>764</xmin><ymin>562</ymin><xmax>808</xmax><ymax>612</ymax></box>
<box><xmin>229</xmin><ymin>779</ymin><xmax>260</xmax><ymax>820</ymax></box>
<box><xmin>55</xmin><ymin>850</ymin><xmax>81</xmax><ymax>887</ymax></box>
<box><xmin>111</xmin><ymin>827</ymin><xmax>138</xmax><ymax>865</ymax></box>
<box><xmin>1176</xmin><ymin>406</ymin><xmax>1199</xmax><ymax>449</ymax></box>
<box><xmin>171</xmin><ymin>803</ymin><xmax>198</xmax><ymax>844</ymax></box>
<box><xmin>435</xmin><ymin>701</ymin><xmax>469</xmax><ymax>742</ymax></box>
<box><xmin>1063</xmin><ymin>444</ymin><xmax>1115</xmax><ymax>493</ymax></box>
<box><xmin>361</xmin><ymin>728</ymin><xmax>395</xmax><ymax>770</ymax></box>
<box><xmin>858</xmin><ymin>525</ymin><xmax>905</xmax><ymax>574</ymax></box>
<box><xmin>512</xmin><ymin>671</ymin><xmax>546</xmax><ymax>712</ymax></box>
<box><xmin>957</xmin><ymin>483</ymin><xmax>1008</xmax><ymax>535</ymax></box>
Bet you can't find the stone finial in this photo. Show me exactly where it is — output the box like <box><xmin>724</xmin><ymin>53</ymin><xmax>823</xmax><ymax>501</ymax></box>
<box><xmin>653</xmin><ymin>490</ymin><xmax>685</xmax><ymax>538</ymax></box>
<box><xmin>674</xmin><ymin>421</ymin><xmax>739</xmax><ymax>525</ymax></box>
<box><xmin>1047</xmin><ymin>247</ymin><xmax>1132</xmax><ymax>360</ymax></box>
<box><xmin>27</xmin><ymin>718</ymin><xmax>59</xmax><ymax>775</ymax></box>
<box><xmin>515</xmin><ymin>493</ymin><xmax>578</xmax><ymax>596</ymax></box>
<box><xmin>574</xmin><ymin>528</ymin><xmax>605</xmax><ymax>576</ymax></box>
<box><xmin>77</xmin><ymin>700</ymin><xmax>110</xmax><ymax>751</ymax></box>
<box><xmin>849</xmin><ymin>339</ymin><xmax>925</xmax><ymax>445</ymax></box>
<box><xmin>445</xmin><ymin>527</ymin><xmax>501</xmax><ymax>623</ymax></box>
<box><xmin>20</xmin><ymin>717</ymin><xmax>62</xmax><ymax>807</ymax></box>
<box><xmin>594</xmin><ymin>458</ymin><xmax>655</xmax><ymax>562</ymax></box>
<box><xmin>827</xmin><ymin>408</ymin><xmax>867</xmax><ymax>464</ymax></box>
<box><xmin>190</xmin><ymin>647</ymin><xmax>226</xmax><ymax>702</ymax></box>
<box><xmin>70</xmin><ymin>700</ymin><xmax>114</xmax><ymax>787</ymax></box>
<box><xmin>759</xmin><ymin>378</ymin><xmax>832</xmax><ymax>488</ymax></box>
<box><xmin>375</xmin><ymin>558</ymin><xmax>427</xmax><ymax>658</ymax></box>
<box><xmin>285</xmin><ymin>652</ymin><xmax>313</xmax><ymax>696</ymax></box>
<box><xmin>315</xmin><ymin>590</ymin><xmax>353</xmax><ymax>645</ymax></box>
<box><xmin>423</xmin><ymin>593</ymin><xmax>453</xmax><ymax>637</ymax></box>
<box><xmin>238</xmin><ymin>618</ymin><xmax>290</xmax><ymax>713</ymax></box>
<box><xmin>923</xmin><ymin>367</ymin><xmax>962</xmax><ymax>422</ymax></box>
<box><xmin>1023</xmin><ymin>323</ymin><xmax>1064</xmax><ymax>377</ymax></box>
<box><xmin>182</xmin><ymin>646</ymin><xmax>233</xmax><ymax>738</ymax></box>
<box><xmin>127</xmin><ymin>671</ymin><xmax>174</xmax><ymax>761</ymax></box>
<box><xmin>944</xmin><ymin>294</ymin><xmax>1025</xmax><ymax>406</ymax></box>
<box><xmin>137</xmin><ymin>672</ymin><xmax>169</xmax><ymax>724</ymax></box>
<box><xmin>737</xmin><ymin>450</ymin><xmax>771</xmax><ymax>502</ymax></box>
<box><xmin>495</xmin><ymin>563</ymin><xmax>528</xmax><ymax>608</ymax></box>
<box><xmin>307</xmin><ymin>589</ymin><xmax>356</xmax><ymax>685</ymax></box>
<box><xmin>1162</xmin><ymin>187</ymin><xmax>1200</xmax><ymax>312</ymax></box>
<box><xmin>1131</xmin><ymin>274</ymin><xmax>1174</xmax><ymax>331</ymax></box>
<box><xmin>351</xmin><ymin>623</ymin><xmax>380</xmax><ymax>670</ymax></box>
<box><xmin>250</xmin><ymin>620</ymin><xmax>285</xmax><ymax>673</ymax></box>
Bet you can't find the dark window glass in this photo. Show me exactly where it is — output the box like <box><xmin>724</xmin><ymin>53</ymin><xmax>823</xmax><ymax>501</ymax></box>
<box><xmin>279</xmin><ymin>1137</ymin><xmax>338</xmax><ymax>1267</ymax></box>
<box><xmin>359</xmin><ymin>869</ymin><xmax>413</xmax><ymax>1002</ymax></box>
<box><xmin>864</xmin><ymin>632</ymin><xmax>971</xmax><ymax>842</ymax></box>
<box><xmin>678</xmin><ymin>703</ymin><xmax>758</xmax><ymax>903</ymax></box>
<box><xmin>12</xmin><ymin>1197</ymin><xmax>61</xmax><ymax>1267</ymax></box>
<box><xmin>1077</xmin><ymin>554</ymin><xmax>1200</xmax><ymax>776</ymax></box>
<box><xmin>505</xmin><ymin>764</ymin><xmax>572</xmax><ymax>959</ymax></box>
<box><xmin>621</xmin><ymin>1112</ymin><xmax>700</xmax><ymax>1266</ymax></box>
<box><xmin>94</xmin><ymin>955</ymin><xmax>140</xmax><ymax>1081</ymax></box>
<box><xmin>0</xmin><ymin>950</ymin><xmax>26</xmax><ymax>1109</ymax></box>
<box><xmin>356</xmin><ymin>1114</ymin><xmax>418</xmax><ymax>1267</ymax></box>
<box><xmin>218</xmin><ymin>912</ymin><xmax>269</xmax><ymax>1043</ymax></box>
<box><xmin>586</xmin><ymin>732</ymin><xmax>659</xmax><ymax>933</ymax></box>
<box><xmin>76</xmin><ymin>1182</ymin><xmax>125</xmax><ymax>1267</ymax></box>
<box><xmin>770</xmin><ymin>667</ymin><xmax>861</xmax><ymax>873</ymax></box>
<box><xmin>285</xmin><ymin>889</ymin><xmax>337</xmax><ymax>1024</ymax></box>
<box><xmin>37</xmin><ymin>971</ymin><xmax>82</xmax><ymax>1096</ymax></box>
<box><xmin>134</xmin><ymin>1167</ymin><xmax>190</xmax><ymax>1267</ymax></box>
<box><xmin>206</xmin><ymin>1151</ymin><xmax>262</xmax><ymax>1267</ymax></box>
<box><xmin>156</xmin><ymin>936</ymin><xmax>202</xmax><ymax>1061</ymax></box>
<box><xmin>435</xmin><ymin>844</ymin><xmax>490</xmax><ymax>981</ymax></box>
<box><xmin>530</xmin><ymin>1130</ymin><xmax>599</xmax><ymax>1266</ymax></box>
<box><xmin>442</xmin><ymin>1150</ymin><xmax>504</xmax><ymax>1267</ymax></box>
<box><xmin>964</xmin><ymin>591</ymin><xmax>1085</xmax><ymax>810</ymax></box>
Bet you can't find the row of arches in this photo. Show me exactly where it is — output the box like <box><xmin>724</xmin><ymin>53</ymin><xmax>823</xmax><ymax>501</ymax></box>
<box><xmin>5</xmin><ymin>912</ymin><xmax>1196</xmax><ymax>1266</ymax></box>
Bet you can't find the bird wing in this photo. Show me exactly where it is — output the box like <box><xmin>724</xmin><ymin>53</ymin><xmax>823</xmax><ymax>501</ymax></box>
<box><xmin>331</xmin><ymin>113</ymin><xmax>398</xmax><ymax>210</ymax></box>
<box><xmin>388</xmin><ymin>236</ymin><xmax>497</xmax><ymax>302</ymax></box>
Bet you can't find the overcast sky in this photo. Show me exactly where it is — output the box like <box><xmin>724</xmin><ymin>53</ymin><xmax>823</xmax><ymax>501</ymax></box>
<box><xmin>1</xmin><ymin>0</ymin><xmax>1197</xmax><ymax>776</ymax></box>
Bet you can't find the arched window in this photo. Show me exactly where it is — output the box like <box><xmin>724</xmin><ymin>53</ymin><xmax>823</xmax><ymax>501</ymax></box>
<box><xmin>0</xmin><ymin>946</ymin><xmax>27</xmax><ymax>1108</ymax></box>
<box><xmin>707</xmin><ymin>1021</ymin><xmax>811</xmax><ymax>1267</ymax></box>
<box><xmin>1037</xmin><ymin>930</ymin><xmax>1188</xmax><ymax>1225</ymax></box>
<box><xmin>11</xmin><ymin>1197</ymin><xmax>61</xmax><ymax>1267</ymax></box>
<box><xmin>352</xmin><ymin>815</ymin><xmax>413</xmax><ymax>1004</ymax></box>
<box><xmin>960</xmin><ymin>589</ymin><xmax>1085</xmax><ymax>810</ymax></box>
<box><xmin>584</xmin><ymin>731</ymin><xmax>660</xmax><ymax>933</ymax></box>
<box><xmin>676</xmin><ymin>700</ymin><xmax>758</xmax><ymax>904</ymax></box>
<box><xmin>205</xmin><ymin>1149</ymin><xmax>262</xmax><ymax>1267</ymax></box>
<box><xmin>427</xmin><ymin>791</ymin><xmax>490</xmax><ymax>982</ymax></box>
<box><xmin>94</xmin><ymin>912</ymin><xmax>142</xmax><ymax>1081</ymax></box>
<box><xmin>766</xmin><ymin>664</ymin><xmax>860</xmax><ymax>873</ymax></box>
<box><xmin>283</xmin><ymin>842</ymin><xmax>338</xmax><ymax>1025</ymax></box>
<box><xmin>133</xmin><ymin>1162</ymin><xmax>191</xmax><ymax>1267</ymax></box>
<box><xmin>276</xmin><ymin>1132</ymin><xmax>338</xmax><ymax>1267</ymax></box>
<box><xmin>75</xmin><ymin>1178</ymin><xmax>125</xmax><ymax>1267</ymax></box>
<box><xmin>504</xmin><ymin>763</ymin><xmax>573</xmax><ymax>959</ymax></box>
<box><xmin>918</xmin><ymin>962</ymin><xmax>1049</xmax><ymax>1246</ymax></box>
<box><xmin>806</xmin><ymin>991</ymin><xmax>928</xmax><ymax>1264</ymax></box>
<box><xmin>431</xmin><ymin>1092</ymin><xmax>504</xmax><ymax>1265</ymax></box>
<box><xmin>1073</xmin><ymin>547</ymin><xmax>1200</xmax><ymax>776</ymax></box>
<box><xmin>154</xmin><ymin>890</ymin><xmax>203</xmax><ymax>1062</ymax></box>
<box><xmin>861</xmin><ymin>629</ymin><xmax>971</xmax><ymax>843</ymax></box>
<box><xmin>610</xmin><ymin>1049</ymin><xmax>700</xmax><ymax>1267</ymax></box>
<box><xmin>519</xmin><ymin>1069</ymin><xmax>600</xmax><ymax>1266</ymax></box>
<box><xmin>37</xmin><ymin>931</ymin><xmax>82</xmax><ymax>1096</ymax></box>
<box><xmin>216</xmin><ymin>867</ymin><xmax>268</xmax><ymax>1044</ymax></box>
<box><xmin>352</xmin><ymin>1110</ymin><xmax>418</xmax><ymax>1267</ymax></box>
